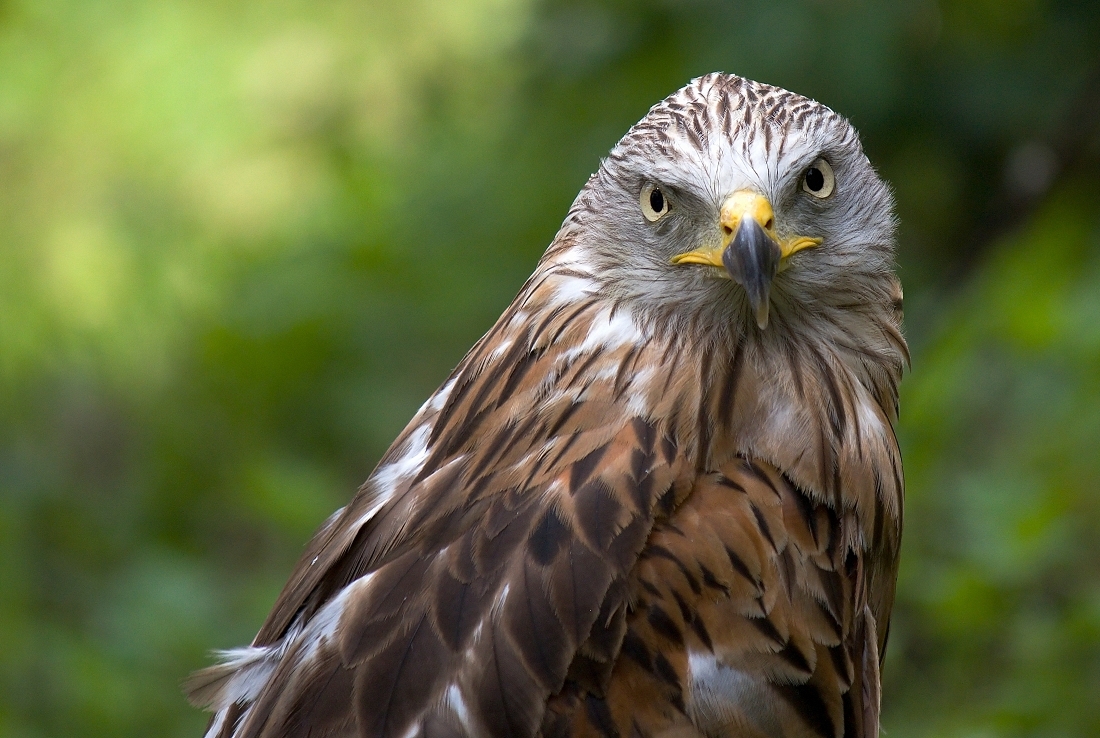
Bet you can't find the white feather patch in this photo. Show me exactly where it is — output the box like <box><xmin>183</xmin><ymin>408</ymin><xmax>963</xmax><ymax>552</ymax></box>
<box><xmin>379</xmin><ymin>425</ymin><xmax>432</xmax><ymax>487</ymax></box>
<box><xmin>562</xmin><ymin>308</ymin><xmax>645</xmax><ymax>364</ymax></box>
<box><xmin>445</xmin><ymin>683</ymin><xmax>473</xmax><ymax>733</ymax></box>
<box><xmin>428</xmin><ymin>376</ymin><xmax>458</xmax><ymax>413</ymax></box>
<box><xmin>549</xmin><ymin>274</ymin><xmax>598</xmax><ymax>305</ymax></box>
<box><xmin>856</xmin><ymin>395</ymin><xmax>885</xmax><ymax>440</ymax></box>
<box><xmin>490</xmin><ymin>583</ymin><xmax>510</xmax><ymax>620</ymax></box>
<box><xmin>354</xmin><ymin>424</ymin><xmax>433</xmax><ymax>530</ymax></box>
<box><xmin>687</xmin><ymin>651</ymin><xmax>780</xmax><ymax>732</ymax></box>
<box><xmin>296</xmin><ymin>571</ymin><xmax>377</xmax><ymax>662</ymax></box>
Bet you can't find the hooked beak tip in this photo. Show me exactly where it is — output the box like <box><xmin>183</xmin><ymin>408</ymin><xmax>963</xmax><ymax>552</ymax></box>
<box><xmin>754</xmin><ymin>302</ymin><xmax>770</xmax><ymax>330</ymax></box>
<box><xmin>721</xmin><ymin>218</ymin><xmax>781</xmax><ymax>330</ymax></box>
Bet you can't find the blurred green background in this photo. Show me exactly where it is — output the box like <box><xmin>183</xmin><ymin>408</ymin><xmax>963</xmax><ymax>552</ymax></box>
<box><xmin>1</xmin><ymin>1</ymin><xmax>1099</xmax><ymax>736</ymax></box>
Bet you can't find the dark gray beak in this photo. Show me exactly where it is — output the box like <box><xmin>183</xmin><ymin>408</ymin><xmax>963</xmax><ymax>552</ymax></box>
<box><xmin>721</xmin><ymin>218</ymin><xmax>782</xmax><ymax>329</ymax></box>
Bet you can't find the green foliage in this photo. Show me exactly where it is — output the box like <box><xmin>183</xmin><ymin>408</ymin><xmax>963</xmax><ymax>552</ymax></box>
<box><xmin>0</xmin><ymin>1</ymin><xmax>1097</xmax><ymax>735</ymax></box>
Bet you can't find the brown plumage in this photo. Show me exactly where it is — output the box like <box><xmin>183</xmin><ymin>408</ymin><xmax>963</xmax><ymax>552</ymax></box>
<box><xmin>187</xmin><ymin>73</ymin><xmax>907</xmax><ymax>738</ymax></box>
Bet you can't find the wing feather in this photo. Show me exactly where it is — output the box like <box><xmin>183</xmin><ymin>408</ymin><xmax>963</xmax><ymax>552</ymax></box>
<box><xmin>190</xmin><ymin>285</ymin><xmax>688</xmax><ymax>738</ymax></box>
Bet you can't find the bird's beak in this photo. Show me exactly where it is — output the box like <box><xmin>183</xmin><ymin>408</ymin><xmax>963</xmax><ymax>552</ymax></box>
<box><xmin>670</xmin><ymin>191</ymin><xmax>822</xmax><ymax>329</ymax></box>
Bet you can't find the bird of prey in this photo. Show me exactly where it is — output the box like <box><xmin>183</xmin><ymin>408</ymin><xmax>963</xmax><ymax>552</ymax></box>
<box><xmin>188</xmin><ymin>73</ymin><xmax>907</xmax><ymax>738</ymax></box>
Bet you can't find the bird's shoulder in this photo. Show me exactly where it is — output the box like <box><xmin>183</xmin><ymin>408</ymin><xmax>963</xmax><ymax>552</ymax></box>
<box><xmin>190</xmin><ymin>279</ymin><xmax>705</xmax><ymax>737</ymax></box>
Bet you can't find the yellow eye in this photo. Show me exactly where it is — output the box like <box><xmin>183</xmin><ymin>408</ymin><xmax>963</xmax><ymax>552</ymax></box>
<box><xmin>802</xmin><ymin>158</ymin><xmax>835</xmax><ymax>198</ymax></box>
<box><xmin>640</xmin><ymin>183</ymin><xmax>670</xmax><ymax>221</ymax></box>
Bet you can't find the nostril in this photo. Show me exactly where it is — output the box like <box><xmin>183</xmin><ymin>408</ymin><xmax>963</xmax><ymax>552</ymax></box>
<box><xmin>764</xmin><ymin>217</ymin><xmax>774</xmax><ymax>230</ymax></box>
<box><xmin>722</xmin><ymin>225</ymin><xmax>733</xmax><ymax>236</ymax></box>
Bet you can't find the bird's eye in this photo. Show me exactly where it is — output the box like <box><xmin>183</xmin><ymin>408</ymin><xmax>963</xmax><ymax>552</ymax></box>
<box><xmin>802</xmin><ymin>158</ymin><xmax>835</xmax><ymax>199</ymax></box>
<box><xmin>640</xmin><ymin>183</ymin><xmax>670</xmax><ymax>221</ymax></box>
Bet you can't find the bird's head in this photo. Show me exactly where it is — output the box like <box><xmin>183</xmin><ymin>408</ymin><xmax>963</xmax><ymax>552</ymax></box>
<box><xmin>560</xmin><ymin>73</ymin><xmax>899</xmax><ymax>340</ymax></box>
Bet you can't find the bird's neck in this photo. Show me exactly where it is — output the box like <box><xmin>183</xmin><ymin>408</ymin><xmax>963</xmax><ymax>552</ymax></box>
<box><xmin>517</xmin><ymin>255</ymin><xmax>905</xmax><ymax>540</ymax></box>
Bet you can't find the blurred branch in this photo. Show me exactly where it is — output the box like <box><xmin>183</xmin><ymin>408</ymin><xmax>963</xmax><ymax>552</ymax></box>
<box><xmin>948</xmin><ymin>63</ymin><xmax>1100</xmax><ymax>287</ymax></box>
